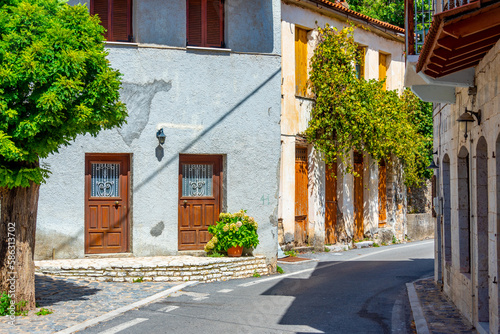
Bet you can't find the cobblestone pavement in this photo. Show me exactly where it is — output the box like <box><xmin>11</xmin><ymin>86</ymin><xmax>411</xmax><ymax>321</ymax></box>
<box><xmin>414</xmin><ymin>277</ymin><xmax>475</xmax><ymax>333</ymax></box>
<box><xmin>0</xmin><ymin>274</ymin><xmax>179</xmax><ymax>334</ymax></box>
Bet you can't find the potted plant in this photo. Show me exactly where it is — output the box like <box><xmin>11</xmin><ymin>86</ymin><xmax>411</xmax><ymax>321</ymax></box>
<box><xmin>204</xmin><ymin>210</ymin><xmax>259</xmax><ymax>257</ymax></box>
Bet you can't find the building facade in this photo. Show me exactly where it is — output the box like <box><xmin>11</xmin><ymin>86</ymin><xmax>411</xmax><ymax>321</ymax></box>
<box><xmin>35</xmin><ymin>0</ymin><xmax>282</xmax><ymax>266</ymax></box>
<box><xmin>405</xmin><ymin>0</ymin><xmax>500</xmax><ymax>332</ymax></box>
<box><xmin>279</xmin><ymin>0</ymin><xmax>408</xmax><ymax>250</ymax></box>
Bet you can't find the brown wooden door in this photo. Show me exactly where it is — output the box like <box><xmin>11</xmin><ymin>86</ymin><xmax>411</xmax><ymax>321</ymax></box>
<box><xmin>325</xmin><ymin>163</ymin><xmax>337</xmax><ymax>244</ymax></box>
<box><xmin>295</xmin><ymin>147</ymin><xmax>308</xmax><ymax>245</ymax></box>
<box><xmin>178</xmin><ymin>155</ymin><xmax>222</xmax><ymax>250</ymax></box>
<box><xmin>354</xmin><ymin>152</ymin><xmax>364</xmax><ymax>241</ymax></box>
<box><xmin>378</xmin><ymin>159</ymin><xmax>387</xmax><ymax>227</ymax></box>
<box><xmin>85</xmin><ymin>154</ymin><xmax>130</xmax><ymax>254</ymax></box>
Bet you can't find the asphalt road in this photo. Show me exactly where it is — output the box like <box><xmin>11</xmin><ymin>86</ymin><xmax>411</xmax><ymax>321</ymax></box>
<box><xmin>79</xmin><ymin>240</ymin><xmax>434</xmax><ymax>334</ymax></box>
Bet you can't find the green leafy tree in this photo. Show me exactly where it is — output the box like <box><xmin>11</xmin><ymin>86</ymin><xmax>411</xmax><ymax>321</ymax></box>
<box><xmin>347</xmin><ymin>0</ymin><xmax>405</xmax><ymax>28</ymax></box>
<box><xmin>305</xmin><ymin>25</ymin><xmax>431</xmax><ymax>186</ymax></box>
<box><xmin>0</xmin><ymin>0</ymin><xmax>127</xmax><ymax>309</ymax></box>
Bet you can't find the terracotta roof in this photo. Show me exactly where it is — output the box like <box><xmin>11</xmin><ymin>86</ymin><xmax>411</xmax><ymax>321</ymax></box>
<box><xmin>307</xmin><ymin>0</ymin><xmax>405</xmax><ymax>34</ymax></box>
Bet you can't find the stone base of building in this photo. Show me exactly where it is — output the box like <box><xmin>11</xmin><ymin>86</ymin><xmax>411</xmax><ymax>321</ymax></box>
<box><xmin>35</xmin><ymin>256</ymin><xmax>269</xmax><ymax>283</ymax></box>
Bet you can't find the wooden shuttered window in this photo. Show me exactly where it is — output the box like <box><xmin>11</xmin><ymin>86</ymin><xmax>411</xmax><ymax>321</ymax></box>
<box><xmin>187</xmin><ymin>0</ymin><xmax>224</xmax><ymax>48</ymax></box>
<box><xmin>295</xmin><ymin>27</ymin><xmax>308</xmax><ymax>97</ymax></box>
<box><xmin>379</xmin><ymin>53</ymin><xmax>387</xmax><ymax>90</ymax></box>
<box><xmin>91</xmin><ymin>0</ymin><xmax>132</xmax><ymax>42</ymax></box>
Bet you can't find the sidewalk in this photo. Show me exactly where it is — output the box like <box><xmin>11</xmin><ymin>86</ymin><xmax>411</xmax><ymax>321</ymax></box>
<box><xmin>0</xmin><ymin>274</ymin><xmax>181</xmax><ymax>334</ymax></box>
<box><xmin>408</xmin><ymin>277</ymin><xmax>475</xmax><ymax>334</ymax></box>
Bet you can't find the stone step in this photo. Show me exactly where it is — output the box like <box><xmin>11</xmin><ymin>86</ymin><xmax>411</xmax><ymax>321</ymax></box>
<box><xmin>355</xmin><ymin>241</ymin><xmax>374</xmax><ymax>249</ymax></box>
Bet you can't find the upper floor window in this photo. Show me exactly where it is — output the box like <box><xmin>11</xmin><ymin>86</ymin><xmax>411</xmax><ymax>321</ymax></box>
<box><xmin>295</xmin><ymin>26</ymin><xmax>309</xmax><ymax>97</ymax></box>
<box><xmin>355</xmin><ymin>46</ymin><xmax>366</xmax><ymax>80</ymax></box>
<box><xmin>379</xmin><ymin>52</ymin><xmax>388</xmax><ymax>90</ymax></box>
<box><xmin>187</xmin><ymin>0</ymin><xmax>224</xmax><ymax>48</ymax></box>
<box><xmin>91</xmin><ymin>0</ymin><xmax>133</xmax><ymax>42</ymax></box>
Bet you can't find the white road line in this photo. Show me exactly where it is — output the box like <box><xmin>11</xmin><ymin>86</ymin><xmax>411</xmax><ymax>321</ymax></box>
<box><xmin>217</xmin><ymin>289</ymin><xmax>233</xmax><ymax>293</ymax></box>
<box><xmin>193</xmin><ymin>296</ymin><xmax>209</xmax><ymax>301</ymax></box>
<box><xmin>239</xmin><ymin>241</ymin><xmax>434</xmax><ymax>287</ymax></box>
<box><xmin>158</xmin><ymin>305</ymin><xmax>180</xmax><ymax>313</ymax></box>
<box><xmin>98</xmin><ymin>318</ymin><xmax>148</xmax><ymax>334</ymax></box>
<box><xmin>55</xmin><ymin>281</ymin><xmax>198</xmax><ymax>334</ymax></box>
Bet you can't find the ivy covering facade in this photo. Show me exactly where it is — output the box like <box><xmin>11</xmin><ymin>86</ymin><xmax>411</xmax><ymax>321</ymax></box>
<box><xmin>305</xmin><ymin>25</ymin><xmax>432</xmax><ymax>185</ymax></box>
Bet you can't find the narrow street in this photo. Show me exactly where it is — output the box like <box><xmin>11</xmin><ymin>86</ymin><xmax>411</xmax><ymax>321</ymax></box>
<box><xmin>80</xmin><ymin>240</ymin><xmax>434</xmax><ymax>334</ymax></box>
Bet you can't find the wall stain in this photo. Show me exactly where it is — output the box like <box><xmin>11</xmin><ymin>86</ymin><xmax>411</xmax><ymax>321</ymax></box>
<box><xmin>118</xmin><ymin>79</ymin><xmax>172</xmax><ymax>146</ymax></box>
<box><xmin>150</xmin><ymin>221</ymin><xmax>165</xmax><ymax>237</ymax></box>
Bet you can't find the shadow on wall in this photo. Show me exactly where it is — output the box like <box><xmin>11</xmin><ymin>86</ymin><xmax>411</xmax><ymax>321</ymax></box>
<box><xmin>259</xmin><ymin>258</ymin><xmax>434</xmax><ymax>333</ymax></box>
<box><xmin>35</xmin><ymin>228</ymin><xmax>84</xmax><ymax>260</ymax></box>
<box><xmin>134</xmin><ymin>68</ymin><xmax>281</xmax><ymax>193</ymax></box>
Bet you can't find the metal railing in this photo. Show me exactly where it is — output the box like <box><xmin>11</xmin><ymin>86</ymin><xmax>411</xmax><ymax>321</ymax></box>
<box><xmin>411</xmin><ymin>0</ymin><xmax>477</xmax><ymax>54</ymax></box>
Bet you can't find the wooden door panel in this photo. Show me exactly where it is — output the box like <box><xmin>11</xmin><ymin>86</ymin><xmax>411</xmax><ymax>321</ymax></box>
<box><xmin>85</xmin><ymin>154</ymin><xmax>130</xmax><ymax>254</ymax></box>
<box><xmin>378</xmin><ymin>161</ymin><xmax>387</xmax><ymax>226</ymax></box>
<box><xmin>193</xmin><ymin>205</ymin><xmax>202</xmax><ymax>227</ymax></box>
<box><xmin>178</xmin><ymin>155</ymin><xmax>222</xmax><ymax>251</ymax></box>
<box><xmin>325</xmin><ymin>163</ymin><xmax>337</xmax><ymax>244</ymax></box>
<box><xmin>354</xmin><ymin>153</ymin><xmax>364</xmax><ymax>241</ymax></box>
<box><xmin>295</xmin><ymin>147</ymin><xmax>308</xmax><ymax>245</ymax></box>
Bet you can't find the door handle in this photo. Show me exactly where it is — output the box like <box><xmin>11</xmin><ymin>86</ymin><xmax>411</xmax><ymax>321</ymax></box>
<box><xmin>183</xmin><ymin>200</ymin><xmax>188</xmax><ymax>207</ymax></box>
<box><xmin>114</xmin><ymin>201</ymin><xmax>119</xmax><ymax>208</ymax></box>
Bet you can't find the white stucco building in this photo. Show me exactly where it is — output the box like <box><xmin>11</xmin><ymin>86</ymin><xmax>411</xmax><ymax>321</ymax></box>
<box><xmin>279</xmin><ymin>0</ymin><xmax>408</xmax><ymax>250</ymax></box>
<box><xmin>35</xmin><ymin>0</ymin><xmax>282</xmax><ymax>266</ymax></box>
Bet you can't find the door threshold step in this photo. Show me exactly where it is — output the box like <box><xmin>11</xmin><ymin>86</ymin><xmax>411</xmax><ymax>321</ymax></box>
<box><xmin>84</xmin><ymin>253</ymin><xmax>134</xmax><ymax>258</ymax></box>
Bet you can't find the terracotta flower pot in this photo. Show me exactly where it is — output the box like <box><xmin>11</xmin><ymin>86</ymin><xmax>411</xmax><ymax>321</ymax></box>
<box><xmin>227</xmin><ymin>245</ymin><xmax>243</xmax><ymax>257</ymax></box>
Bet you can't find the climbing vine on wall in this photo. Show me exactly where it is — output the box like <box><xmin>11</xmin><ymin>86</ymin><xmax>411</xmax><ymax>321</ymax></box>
<box><xmin>305</xmin><ymin>25</ymin><xmax>432</xmax><ymax>186</ymax></box>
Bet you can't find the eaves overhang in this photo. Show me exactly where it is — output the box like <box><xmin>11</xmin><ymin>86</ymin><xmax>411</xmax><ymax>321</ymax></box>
<box><xmin>417</xmin><ymin>0</ymin><xmax>500</xmax><ymax>78</ymax></box>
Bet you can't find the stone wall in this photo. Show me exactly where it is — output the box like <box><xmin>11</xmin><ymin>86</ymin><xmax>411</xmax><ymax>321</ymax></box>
<box><xmin>406</xmin><ymin>213</ymin><xmax>434</xmax><ymax>241</ymax></box>
<box><xmin>36</xmin><ymin>256</ymin><xmax>269</xmax><ymax>283</ymax></box>
<box><xmin>407</xmin><ymin>180</ymin><xmax>432</xmax><ymax>214</ymax></box>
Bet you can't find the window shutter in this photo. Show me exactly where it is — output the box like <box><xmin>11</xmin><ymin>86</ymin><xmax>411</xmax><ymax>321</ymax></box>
<box><xmin>188</xmin><ymin>0</ymin><xmax>203</xmax><ymax>46</ymax></box>
<box><xmin>112</xmin><ymin>0</ymin><xmax>130</xmax><ymax>42</ymax></box>
<box><xmin>92</xmin><ymin>0</ymin><xmax>110</xmax><ymax>41</ymax></box>
<box><xmin>206</xmin><ymin>0</ymin><xmax>223</xmax><ymax>47</ymax></box>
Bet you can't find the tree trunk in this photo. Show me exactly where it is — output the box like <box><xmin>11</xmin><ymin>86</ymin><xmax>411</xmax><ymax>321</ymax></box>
<box><xmin>0</xmin><ymin>182</ymin><xmax>40</xmax><ymax>311</ymax></box>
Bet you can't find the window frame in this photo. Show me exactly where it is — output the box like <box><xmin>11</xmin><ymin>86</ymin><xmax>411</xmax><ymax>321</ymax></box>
<box><xmin>90</xmin><ymin>0</ymin><xmax>133</xmax><ymax>43</ymax></box>
<box><xmin>186</xmin><ymin>0</ymin><xmax>225</xmax><ymax>48</ymax></box>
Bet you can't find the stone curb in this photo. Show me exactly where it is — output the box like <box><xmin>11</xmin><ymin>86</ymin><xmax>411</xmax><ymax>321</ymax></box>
<box><xmin>54</xmin><ymin>281</ymin><xmax>198</xmax><ymax>334</ymax></box>
<box><xmin>406</xmin><ymin>280</ymin><xmax>430</xmax><ymax>334</ymax></box>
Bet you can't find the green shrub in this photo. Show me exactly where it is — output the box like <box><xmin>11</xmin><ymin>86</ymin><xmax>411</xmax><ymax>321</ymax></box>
<box><xmin>0</xmin><ymin>293</ymin><xmax>11</xmax><ymax>316</ymax></box>
<box><xmin>276</xmin><ymin>266</ymin><xmax>284</xmax><ymax>274</ymax></box>
<box><xmin>373</xmin><ymin>243</ymin><xmax>380</xmax><ymax>247</ymax></box>
<box><xmin>36</xmin><ymin>308</ymin><xmax>53</xmax><ymax>316</ymax></box>
<box><xmin>132</xmin><ymin>277</ymin><xmax>144</xmax><ymax>283</ymax></box>
<box><xmin>253</xmin><ymin>271</ymin><xmax>261</xmax><ymax>278</ymax></box>
<box><xmin>205</xmin><ymin>210</ymin><xmax>259</xmax><ymax>255</ymax></box>
<box><xmin>284</xmin><ymin>250</ymin><xmax>298</xmax><ymax>257</ymax></box>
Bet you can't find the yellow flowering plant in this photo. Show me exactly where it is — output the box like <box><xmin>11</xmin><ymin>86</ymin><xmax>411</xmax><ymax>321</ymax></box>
<box><xmin>204</xmin><ymin>210</ymin><xmax>259</xmax><ymax>255</ymax></box>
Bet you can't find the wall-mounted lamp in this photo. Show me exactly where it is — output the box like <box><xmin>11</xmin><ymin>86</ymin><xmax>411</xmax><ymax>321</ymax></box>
<box><xmin>156</xmin><ymin>128</ymin><xmax>166</xmax><ymax>145</ymax></box>
<box><xmin>457</xmin><ymin>108</ymin><xmax>481</xmax><ymax>125</ymax></box>
<box><xmin>427</xmin><ymin>159</ymin><xmax>439</xmax><ymax>169</ymax></box>
<box><xmin>457</xmin><ymin>108</ymin><xmax>481</xmax><ymax>140</ymax></box>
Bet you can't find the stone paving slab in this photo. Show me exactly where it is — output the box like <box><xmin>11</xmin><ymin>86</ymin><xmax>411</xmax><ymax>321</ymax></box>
<box><xmin>413</xmin><ymin>277</ymin><xmax>474</xmax><ymax>334</ymax></box>
<box><xmin>0</xmin><ymin>274</ymin><xmax>179</xmax><ymax>334</ymax></box>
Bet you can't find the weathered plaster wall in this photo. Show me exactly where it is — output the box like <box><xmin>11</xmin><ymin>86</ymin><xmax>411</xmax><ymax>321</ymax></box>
<box><xmin>36</xmin><ymin>0</ymin><xmax>282</xmax><ymax>263</ymax></box>
<box><xmin>279</xmin><ymin>0</ymin><xmax>406</xmax><ymax>248</ymax></box>
<box><xmin>435</xmin><ymin>39</ymin><xmax>500</xmax><ymax>332</ymax></box>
